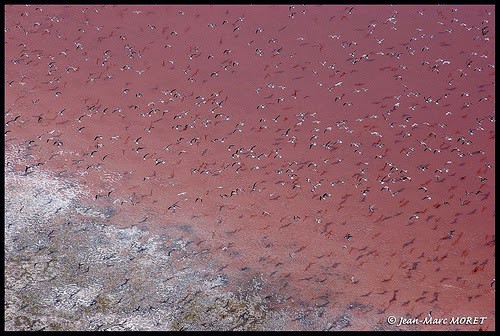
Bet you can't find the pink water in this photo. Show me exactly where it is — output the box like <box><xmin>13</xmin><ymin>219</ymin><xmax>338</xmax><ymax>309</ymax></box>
<box><xmin>5</xmin><ymin>5</ymin><xmax>495</xmax><ymax>330</ymax></box>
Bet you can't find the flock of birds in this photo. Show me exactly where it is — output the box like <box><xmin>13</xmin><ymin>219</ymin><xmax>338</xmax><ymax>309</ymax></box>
<box><xmin>5</xmin><ymin>4</ymin><xmax>495</xmax><ymax>329</ymax></box>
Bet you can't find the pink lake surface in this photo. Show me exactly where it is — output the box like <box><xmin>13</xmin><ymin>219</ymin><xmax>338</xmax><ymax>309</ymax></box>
<box><xmin>5</xmin><ymin>4</ymin><xmax>495</xmax><ymax>330</ymax></box>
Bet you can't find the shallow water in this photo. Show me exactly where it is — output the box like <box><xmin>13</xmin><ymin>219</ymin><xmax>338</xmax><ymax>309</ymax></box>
<box><xmin>5</xmin><ymin>4</ymin><xmax>495</xmax><ymax>331</ymax></box>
